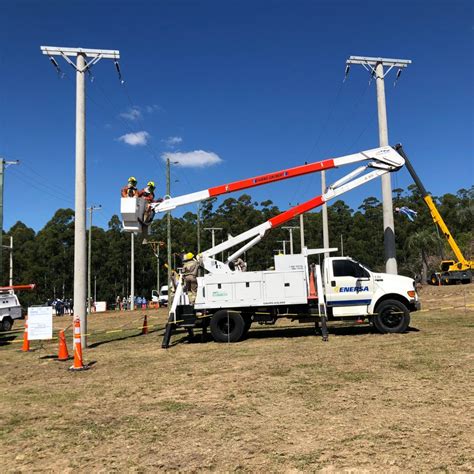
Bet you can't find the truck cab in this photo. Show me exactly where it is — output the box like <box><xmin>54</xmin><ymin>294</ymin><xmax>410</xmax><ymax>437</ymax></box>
<box><xmin>324</xmin><ymin>256</ymin><xmax>419</xmax><ymax>332</ymax></box>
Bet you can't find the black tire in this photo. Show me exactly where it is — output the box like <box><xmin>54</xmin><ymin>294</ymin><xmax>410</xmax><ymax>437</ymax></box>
<box><xmin>430</xmin><ymin>274</ymin><xmax>439</xmax><ymax>285</ymax></box>
<box><xmin>210</xmin><ymin>310</ymin><xmax>245</xmax><ymax>343</ymax></box>
<box><xmin>1</xmin><ymin>317</ymin><xmax>13</xmax><ymax>332</ymax></box>
<box><xmin>373</xmin><ymin>299</ymin><xmax>410</xmax><ymax>334</ymax></box>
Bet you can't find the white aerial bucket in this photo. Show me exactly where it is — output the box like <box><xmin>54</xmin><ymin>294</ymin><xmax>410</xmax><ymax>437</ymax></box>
<box><xmin>121</xmin><ymin>197</ymin><xmax>147</xmax><ymax>233</ymax></box>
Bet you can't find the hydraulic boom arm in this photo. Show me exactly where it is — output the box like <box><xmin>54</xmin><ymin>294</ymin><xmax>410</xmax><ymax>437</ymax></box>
<box><xmin>121</xmin><ymin>145</ymin><xmax>404</xmax><ymax>235</ymax></box>
<box><xmin>154</xmin><ymin>146</ymin><xmax>404</xmax><ymax>213</ymax></box>
<box><xmin>199</xmin><ymin>146</ymin><xmax>405</xmax><ymax>273</ymax></box>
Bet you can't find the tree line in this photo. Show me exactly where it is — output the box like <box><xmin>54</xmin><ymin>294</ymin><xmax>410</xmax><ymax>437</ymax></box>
<box><xmin>4</xmin><ymin>184</ymin><xmax>473</xmax><ymax>307</ymax></box>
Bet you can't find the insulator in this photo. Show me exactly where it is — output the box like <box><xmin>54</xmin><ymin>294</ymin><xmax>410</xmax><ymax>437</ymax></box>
<box><xmin>114</xmin><ymin>60</ymin><xmax>125</xmax><ymax>84</ymax></box>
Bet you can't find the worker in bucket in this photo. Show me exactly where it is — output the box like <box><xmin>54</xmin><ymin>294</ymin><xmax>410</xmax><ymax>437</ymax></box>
<box><xmin>182</xmin><ymin>252</ymin><xmax>199</xmax><ymax>304</ymax></box>
<box><xmin>121</xmin><ymin>176</ymin><xmax>139</xmax><ymax>197</ymax></box>
<box><xmin>139</xmin><ymin>181</ymin><xmax>163</xmax><ymax>225</ymax></box>
<box><xmin>138</xmin><ymin>181</ymin><xmax>163</xmax><ymax>242</ymax></box>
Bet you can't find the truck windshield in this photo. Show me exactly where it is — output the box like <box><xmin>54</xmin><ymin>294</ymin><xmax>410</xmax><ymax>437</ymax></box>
<box><xmin>161</xmin><ymin>290</ymin><xmax>168</xmax><ymax>296</ymax></box>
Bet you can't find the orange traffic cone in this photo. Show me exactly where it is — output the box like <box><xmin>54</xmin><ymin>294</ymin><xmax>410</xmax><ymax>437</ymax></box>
<box><xmin>22</xmin><ymin>316</ymin><xmax>30</xmax><ymax>352</ymax></box>
<box><xmin>308</xmin><ymin>269</ymin><xmax>318</xmax><ymax>300</ymax></box>
<box><xmin>142</xmin><ymin>314</ymin><xmax>149</xmax><ymax>335</ymax></box>
<box><xmin>57</xmin><ymin>329</ymin><xmax>70</xmax><ymax>361</ymax></box>
<box><xmin>69</xmin><ymin>317</ymin><xmax>89</xmax><ymax>371</ymax></box>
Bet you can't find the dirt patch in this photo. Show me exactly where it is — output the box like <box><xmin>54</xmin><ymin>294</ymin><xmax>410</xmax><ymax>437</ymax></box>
<box><xmin>1</xmin><ymin>286</ymin><xmax>473</xmax><ymax>472</ymax></box>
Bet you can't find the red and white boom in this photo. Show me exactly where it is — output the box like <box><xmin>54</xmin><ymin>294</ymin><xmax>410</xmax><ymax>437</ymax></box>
<box><xmin>0</xmin><ymin>284</ymin><xmax>36</xmax><ymax>292</ymax></box>
<box><xmin>121</xmin><ymin>145</ymin><xmax>405</xmax><ymax>266</ymax></box>
<box><xmin>154</xmin><ymin>146</ymin><xmax>403</xmax><ymax>213</ymax></box>
<box><xmin>196</xmin><ymin>146</ymin><xmax>405</xmax><ymax>273</ymax></box>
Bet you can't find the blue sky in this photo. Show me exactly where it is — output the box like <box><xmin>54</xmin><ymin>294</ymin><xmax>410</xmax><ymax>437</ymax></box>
<box><xmin>1</xmin><ymin>0</ymin><xmax>473</xmax><ymax>232</ymax></box>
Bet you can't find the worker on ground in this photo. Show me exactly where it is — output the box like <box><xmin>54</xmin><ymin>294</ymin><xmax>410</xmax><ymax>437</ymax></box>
<box><xmin>121</xmin><ymin>176</ymin><xmax>139</xmax><ymax>198</ymax></box>
<box><xmin>182</xmin><ymin>252</ymin><xmax>199</xmax><ymax>304</ymax></box>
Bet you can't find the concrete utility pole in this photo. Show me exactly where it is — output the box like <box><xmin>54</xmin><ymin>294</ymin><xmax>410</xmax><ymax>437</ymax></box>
<box><xmin>299</xmin><ymin>214</ymin><xmax>305</xmax><ymax>251</ymax></box>
<box><xmin>0</xmin><ymin>159</ymin><xmax>19</xmax><ymax>282</ymax></box>
<box><xmin>290</xmin><ymin>203</ymin><xmax>306</xmax><ymax>252</ymax></box>
<box><xmin>9</xmin><ymin>236</ymin><xmax>13</xmax><ymax>286</ymax></box>
<box><xmin>204</xmin><ymin>227</ymin><xmax>223</xmax><ymax>248</ymax></box>
<box><xmin>282</xmin><ymin>227</ymin><xmax>299</xmax><ymax>254</ymax></box>
<box><xmin>41</xmin><ymin>46</ymin><xmax>120</xmax><ymax>347</ymax></box>
<box><xmin>197</xmin><ymin>203</ymin><xmax>201</xmax><ymax>254</ymax></box>
<box><xmin>146</xmin><ymin>241</ymin><xmax>164</xmax><ymax>293</ymax></box>
<box><xmin>346</xmin><ymin>55</ymin><xmax>411</xmax><ymax>274</ymax></box>
<box><xmin>166</xmin><ymin>158</ymin><xmax>172</xmax><ymax>301</ymax></box>
<box><xmin>87</xmin><ymin>204</ymin><xmax>101</xmax><ymax>316</ymax></box>
<box><xmin>277</xmin><ymin>240</ymin><xmax>289</xmax><ymax>255</ymax></box>
<box><xmin>130</xmin><ymin>232</ymin><xmax>135</xmax><ymax>310</ymax></box>
<box><xmin>321</xmin><ymin>170</ymin><xmax>330</xmax><ymax>258</ymax></box>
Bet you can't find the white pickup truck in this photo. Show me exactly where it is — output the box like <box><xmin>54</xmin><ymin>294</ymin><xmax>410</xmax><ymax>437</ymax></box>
<box><xmin>152</xmin><ymin>286</ymin><xmax>169</xmax><ymax>307</ymax></box>
<box><xmin>179</xmin><ymin>252</ymin><xmax>419</xmax><ymax>343</ymax></box>
<box><xmin>0</xmin><ymin>289</ymin><xmax>22</xmax><ymax>332</ymax></box>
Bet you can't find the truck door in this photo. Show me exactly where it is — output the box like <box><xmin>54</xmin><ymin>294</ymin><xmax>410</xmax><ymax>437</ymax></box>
<box><xmin>325</xmin><ymin>259</ymin><xmax>374</xmax><ymax>316</ymax></box>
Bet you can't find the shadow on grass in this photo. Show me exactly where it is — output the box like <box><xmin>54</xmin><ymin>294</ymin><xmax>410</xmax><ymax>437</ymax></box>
<box><xmin>0</xmin><ymin>335</ymin><xmax>20</xmax><ymax>346</ymax></box>
<box><xmin>88</xmin><ymin>329</ymin><xmax>164</xmax><ymax>348</ymax></box>
<box><xmin>181</xmin><ymin>323</ymin><xmax>420</xmax><ymax>346</ymax></box>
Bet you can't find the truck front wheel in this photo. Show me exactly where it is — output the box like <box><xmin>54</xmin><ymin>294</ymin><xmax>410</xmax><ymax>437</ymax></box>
<box><xmin>210</xmin><ymin>310</ymin><xmax>245</xmax><ymax>343</ymax></box>
<box><xmin>373</xmin><ymin>300</ymin><xmax>410</xmax><ymax>334</ymax></box>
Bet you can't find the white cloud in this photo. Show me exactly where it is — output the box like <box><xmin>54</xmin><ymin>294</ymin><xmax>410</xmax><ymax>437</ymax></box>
<box><xmin>120</xmin><ymin>107</ymin><xmax>142</xmax><ymax>121</ymax></box>
<box><xmin>162</xmin><ymin>150</ymin><xmax>223</xmax><ymax>168</ymax></box>
<box><xmin>162</xmin><ymin>136</ymin><xmax>183</xmax><ymax>148</ymax></box>
<box><xmin>118</xmin><ymin>131</ymin><xmax>150</xmax><ymax>146</ymax></box>
<box><xmin>146</xmin><ymin>104</ymin><xmax>161</xmax><ymax>113</ymax></box>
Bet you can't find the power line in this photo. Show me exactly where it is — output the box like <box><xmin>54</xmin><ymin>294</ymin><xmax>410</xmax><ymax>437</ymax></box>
<box><xmin>9</xmin><ymin>167</ymin><xmax>74</xmax><ymax>204</ymax></box>
<box><xmin>327</xmin><ymin>81</ymin><xmax>370</xmax><ymax>155</ymax></box>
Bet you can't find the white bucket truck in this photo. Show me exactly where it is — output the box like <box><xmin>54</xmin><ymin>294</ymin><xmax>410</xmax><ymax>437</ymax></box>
<box><xmin>121</xmin><ymin>145</ymin><xmax>420</xmax><ymax>346</ymax></box>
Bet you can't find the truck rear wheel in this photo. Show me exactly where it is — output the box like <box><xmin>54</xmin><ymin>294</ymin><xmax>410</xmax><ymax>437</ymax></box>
<box><xmin>210</xmin><ymin>310</ymin><xmax>245</xmax><ymax>343</ymax></box>
<box><xmin>373</xmin><ymin>300</ymin><xmax>410</xmax><ymax>334</ymax></box>
<box><xmin>0</xmin><ymin>317</ymin><xmax>13</xmax><ymax>332</ymax></box>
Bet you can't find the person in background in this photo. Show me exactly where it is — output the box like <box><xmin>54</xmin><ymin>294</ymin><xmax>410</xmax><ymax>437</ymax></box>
<box><xmin>121</xmin><ymin>176</ymin><xmax>139</xmax><ymax>198</ymax></box>
<box><xmin>116</xmin><ymin>295</ymin><xmax>121</xmax><ymax>311</ymax></box>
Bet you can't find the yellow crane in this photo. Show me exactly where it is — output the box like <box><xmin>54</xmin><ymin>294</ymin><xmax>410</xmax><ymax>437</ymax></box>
<box><xmin>395</xmin><ymin>145</ymin><xmax>473</xmax><ymax>285</ymax></box>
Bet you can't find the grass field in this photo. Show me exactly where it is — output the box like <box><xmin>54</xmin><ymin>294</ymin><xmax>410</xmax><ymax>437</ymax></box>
<box><xmin>1</xmin><ymin>285</ymin><xmax>473</xmax><ymax>472</ymax></box>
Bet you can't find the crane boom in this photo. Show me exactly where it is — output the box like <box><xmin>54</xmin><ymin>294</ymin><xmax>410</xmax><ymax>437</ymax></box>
<box><xmin>394</xmin><ymin>145</ymin><xmax>472</xmax><ymax>270</ymax></box>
